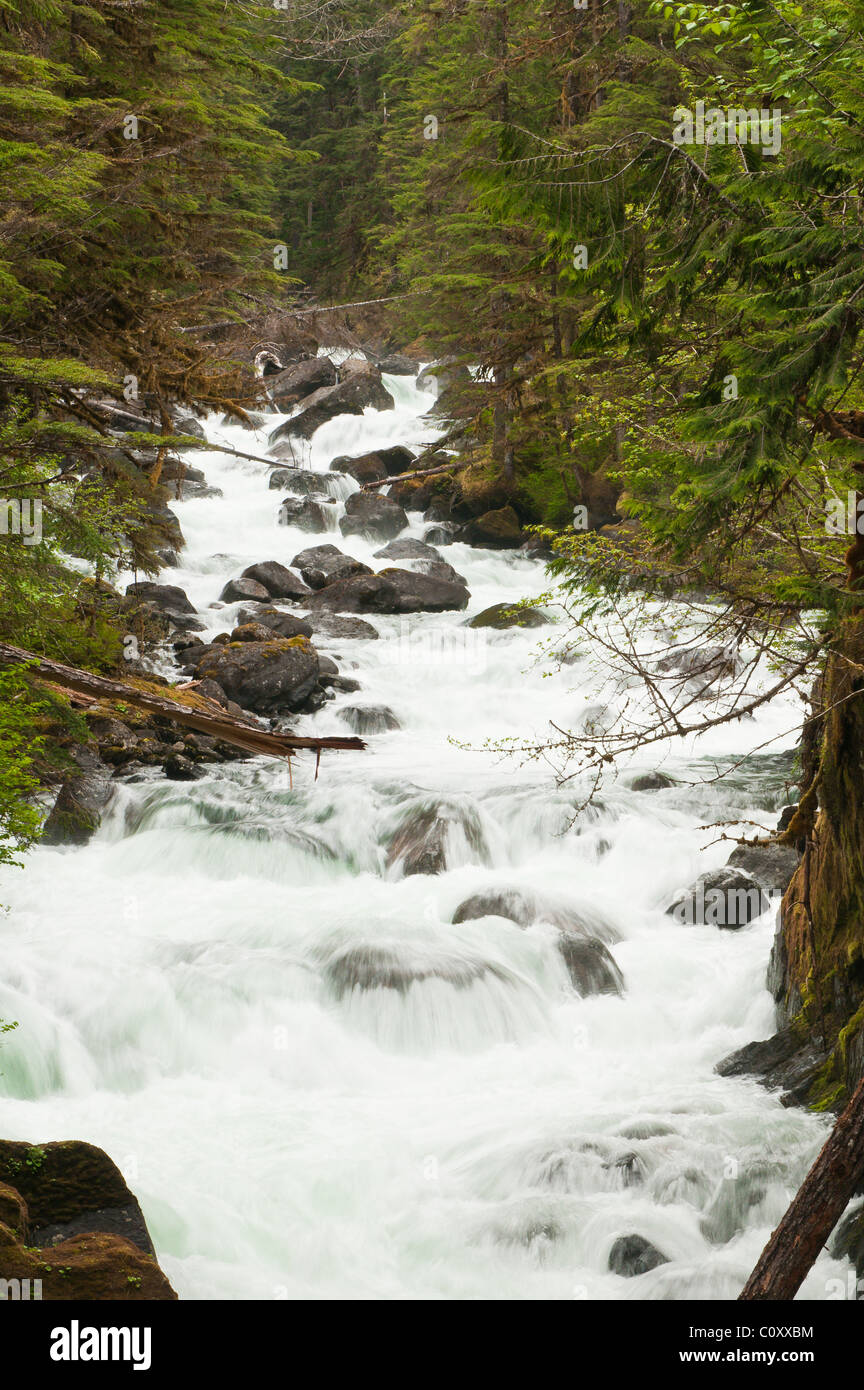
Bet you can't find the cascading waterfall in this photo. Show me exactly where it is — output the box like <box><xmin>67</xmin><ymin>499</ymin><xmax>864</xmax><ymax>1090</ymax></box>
<box><xmin>0</xmin><ymin>369</ymin><xmax>849</xmax><ymax>1300</ymax></box>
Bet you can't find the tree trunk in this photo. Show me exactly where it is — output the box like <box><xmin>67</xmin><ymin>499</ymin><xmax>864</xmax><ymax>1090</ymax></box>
<box><xmin>0</xmin><ymin>643</ymin><xmax>365</xmax><ymax>762</ymax></box>
<box><xmin>739</xmin><ymin>1076</ymin><xmax>864</xmax><ymax>1300</ymax></box>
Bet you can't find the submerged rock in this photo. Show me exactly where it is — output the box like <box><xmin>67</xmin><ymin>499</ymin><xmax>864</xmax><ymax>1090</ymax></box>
<box><xmin>338</xmin><ymin>704</ymin><xmax>401</xmax><ymax>735</ymax></box>
<box><xmin>558</xmin><ymin>937</ymin><xmax>624</xmax><ymax>997</ymax></box>
<box><xmin>629</xmin><ymin>771</ymin><xmax>677</xmax><ymax>791</ymax></box>
<box><xmin>608</xmin><ymin>1234</ymin><xmax>669</xmax><ymax>1278</ymax></box>
<box><xmin>451</xmin><ymin>887</ymin><xmax>620</xmax><ymax>943</ymax></box>
<box><xmin>321</xmin><ymin>943</ymin><xmax>500</xmax><ymax>998</ymax></box>
<box><xmin>387</xmin><ymin>800</ymin><xmax>491</xmax><ymax>877</ymax></box>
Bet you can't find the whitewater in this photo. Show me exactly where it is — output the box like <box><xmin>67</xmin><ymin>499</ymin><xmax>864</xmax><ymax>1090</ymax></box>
<box><xmin>0</xmin><ymin>369</ymin><xmax>849</xmax><ymax>1300</ymax></box>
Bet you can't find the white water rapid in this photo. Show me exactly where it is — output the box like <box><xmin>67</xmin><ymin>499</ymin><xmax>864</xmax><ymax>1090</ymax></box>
<box><xmin>0</xmin><ymin>369</ymin><xmax>850</xmax><ymax>1300</ymax></box>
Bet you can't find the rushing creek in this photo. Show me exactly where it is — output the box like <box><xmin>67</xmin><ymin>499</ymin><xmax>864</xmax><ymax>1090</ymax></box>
<box><xmin>0</xmin><ymin>367</ymin><xmax>849</xmax><ymax>1300</ymax></box>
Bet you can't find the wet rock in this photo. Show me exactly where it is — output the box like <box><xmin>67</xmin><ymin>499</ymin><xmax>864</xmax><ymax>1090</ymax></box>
<box><xmin>307</xmin><ymin>568</ymin><xmax>469</xmax><ymax>615</ymax></box>
<box><xmin>193</xmin><ymin>638</ymin><xmax>320</xmax><ymax>715</ymax></box>
<box><xmin>377</xmin><ymin>445</ymin><xmax>416</xmax><ymax>475</ymax></box>
<box><xmin>416</xmin><ymin>359</ymin><xmax>471</xmax><ymax>394</ymax></box>
<box><xmin>329</xmin><ymin>675</ymin><xmax>363</xmax><ymax>693</ymax></box>
<box><xmin>236</xmin><ymin>608</ymin><xmax>313</xmax><ymax>640</ymax></box>
<box><xmin>219</xmin><ymin>409</ymin><xmax>267</xmax><ymax>430</ymax></box>
<box><xmin>330</xmin><ymin>452</ymin><xmax>388</xmax><ymax>485</ymax></box>
<box><xmin>608</xmin><ymin>1234</ymin><xmax>669</xmax><ymax>1277</ymax></box>
<box><xmin>164</xmin><ymin>610</ymin><xmax>206</xmax><ymax>634</ymax></box>
<box><xmin>86</xmin><ymin>718</ymin><xmax>140</xmax><ymax>767</ymax></box>
<box><xmin>278</xmin><ymin>494</ymin><xmax>337</xmax><ymax>532</ymax></box>
<box><xmin>0</xmin><ymin>1221</ymin><xmax>177</xmax><ymax>1300</ymax></box>
<box><xmin>460</xmin><ymin>506</ymin><xmax>523</xmax><ymax>549</ymax></box>
<box><xmin>715</xmin><ymin>1026</ymin><xmax>827</xmax><ymax>1106</ymax></box>
<box><xmin>321</xmin><ymin>943</ymin><xmax>497</xmax><ymax>998</ymax></box>
<box><xmin>125</xmin><ymin>581</ymin><xmax>195</xmax><ymax>614</ymax></box>
<box><xmin>219</xmin><ymin>577</ymin><xmax>271</xmax><ymax>604</ymax></box>
<box><xmin>603</xmin><ymin>1152</ymin><xmax>645</xmax><ymax>1188</ymax></box>
<box><xmin>172</xmin><ymin>414</ymin><xmax>207</xmax><ymax>441</ymax></box>
<box><xmin>378</xmin><ymin>354</ymin><xmax>419</xmax><ymax>375</ymax></box>
<box><xmin>241</xmin><ymin>560</ymin><xmax>312</xmax><ymax>602</ymax></box>
<box><xmin>423</xmin><ymin>524</ymin><xmax>459</xmax><ymax>546</ymax></box>
<box><xmin>338</xmin><ymin>705</ymin><xmax>401</xmax><ymax>735</ymax></box>
<box><xmin>386</xmin><ymin>800</ymin><xmax>490</xmax><ymax>877</ymax></box>
<box><xmin>374</xmin><ymin>537</ymin><xmax>441</xmax><ymax>562</ymax></box>
<box><xmin>701</xmin><ymin>1166</ymin><xmax>774</xmax><ymax>1245</ymax></box>
<box><xmin>629</xmin><ymin>771</ymin><xmax>677</xmax><ymax>791</ymax></box>
<box><xmin>291</xmin><ymin>543</ymin><xmax>373</xmax><ymax>590</ymax></box>
<box><xmin>666</xmin><ymin>868</ymin><xmax>771</xmax><ymax>928</ymax></box>
<box><xmin>230</xmin><ymin>621</ymin><xmax>276</xmax><ymax>643</ymax></box>
<box><xmin>468</xmin><ymin>602</ymin><xmax>549</xmax><ymax>630</ymax></box>
<box><xmin>269</xmin><ymin>372</ymin><xmax>395</xmax><ymax>442</ymax></box>
<box><xmin>161</xmin><ymin>458</ymin><xmax>205</xmax><ymax>484</ymax></box>
<box><xmin>726</xmin><ymin>842</ymin><xmax>798</xmax><ymax>895</ymax></box>
<box><xmin>413</xmin><ymin>557</ymin><xmax>469</xmax><ymax>589</ymax></box>
<box><xmin>265</xmin><ymin>356</ymin><xmax>337</xmax><ymax>408</ymax></box>
<box><xmin>144</xmin><ymin>500</ymin><xmax>185</xmax><ymax>555</ymax></box>
<box><xmin>558</xmin><ymin>937</ymin><xmax>624</xmax><ymax>997</ymax></box>
<box><xmin>656</xmin><ymin>642</ymin><xmax>739</xmax><ymax>689</ymax></box>
<box><xmin>0</xmin><ymin>1139</ymin><xmax>157</xmax><ymax>1258</ymax></box>
<box><xmin>339</xmin><ymin>492</ymin><xmax>408</xmax><ymax>542</ymax></box>
<box><xmin>304</xmin><ymin>612</ymin><xmax>379</xmax><ymax>641</ymax></box>
<box><xmin>41</xmin><ymin>757</ymin><xmax>115</xmax><ymax>846</ymax></box>
<box><xmin>269</xmin><ymin>467</ymin><xmax>344</xmax><ymax>497</ymax></box>
<box><xmin>164</xmin><ymin>753</ymin><xmax>204</xmax><ymax>781</ymax></box>
<box><xmin>451</xmin><ymin>887</ymin><xmax>620</xmax><ymax>943</ymax></box>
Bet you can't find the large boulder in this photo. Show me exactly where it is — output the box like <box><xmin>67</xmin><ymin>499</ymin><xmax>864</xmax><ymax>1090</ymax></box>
<box><xmin>373</xmin><ymin>537</ymin><xmax>440</xmax><ymax>562</ymax></box>
<box><xmin>193</xmin><ymin>638</ymin><xmax>320</xmax><ymax>714</ymax></box>
<box><xmin>269</xmin><ymin>467</ymin><xmax>345</xmax><ymax>497</ymax></box>
<box><xmin>307</xmin><ymin>568</ymin><xmax>469</xmax><ymax>614</ymax></box>
<box><xmin>377</xmin><ymin>445</ymin><xmax>415</xmax><ymax>476</ymax></box>
<box><xmin>667</xmin><ymin>867</ymin><xmax>771</xmax><ymax>928</ymax></box>
<box><xmin>41</xmin><ymin>751</ymin><xmax>114</xmax><ymax>847</ymax></box>
<box><xmin>303</xmin><ymin>612</ymin><xmax>379</xmax><ymax>641</ymax></box>
<box><xmin>291</xmin><ymin>543</ymin><xmax>373</xmax><ymax>590</ymax></box>
<box><xmin>726</xmin><ymin>842</ymin><xmax>798</xmax><ymax>895</ymax></box>
<box><xmin>377</xmin><ymin>354</ymin><xmax>420</xmax><ymax>376</ymax></box>
<box><xmin>241</xmin><ymin>561</ymin><xmax>312</xmax><ymax>602</ymax></box>
<box><xmin>236</xmin><ymin>607</ymin><xmax>313</xmax><ymax>640</ymax></box>
<box><xmin>269</xmin><ymin>373</ymin><xmax>395</xmax><ymax>442</ymax></box>
<box><xmin>330</xmin><ymin>452</ymin><xmax>388</xmax><ymax>485</ymax></box>
<box><xmin>460</xmin><ymin>506</ymin><xmax>523</xmax><ymax>549</ymax></box>
<box><xmin>265</xmin><ymin>356</ymin><xmax>336</xmax><ymax>408</ymax></box>
<box><xmin>278</xmin><ymin>494</ymin><xmax>337</xmax><ymax>532</ymax></box>
<box><xmin>339</xmin><ymin>492</ymin><xmax>408</xmax><ymax>542</ymax></box>
<box><xmin>125</xmin><ymin>581</ymin><xmax>195</xmax><ymax>615</ymax></box>
<box><xmin>468</xmin><ymin>602</ymin><xmax>549</xmax><ymax>630</ymax></box>
<box><xmin>338</xmin><ymin>704</ymin><xmax>401</xmax><ymax>735</ymax></box>
<box><xmin>219</xmin><ymin>577</ymin><xmax>270</xmax><ymax>604</ymax></box>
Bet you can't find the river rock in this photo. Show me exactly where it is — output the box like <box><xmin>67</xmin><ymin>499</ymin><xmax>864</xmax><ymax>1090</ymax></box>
<box><xmin>725</xmin><ymin>842</ymin><xmax>798</xmax><ymax>894</ymax></box>
<box><xmin>230</xmin><ymin>621</ymin><xmax>276</xmax><ymax>642</ymax></box>
<box><xmin>278</xmin><ymin>494</ymin><xmax>337</xmax><ymax>532</ymax></box>
<box><xmin>373</xmin><ymin>538</ymin><xmax>440</xmax><ymax>562</ymax></box>
<box><xmin>237</xmin><ymin>607</ymin><xmax>313</xmax><ymax>640</ymax></box>
<box><xmin>193</xmin><ymin>638</ymin><xmax>320</xmax><ymax>715</ymax></box>
<box><xmin>41</xmin><ymin>752</ymin><xmax>115</xmax><ymax>846</ymax></box>
<box><xmin>468</xmin><ymin>602</ymin><xmax>548</xmax><ymax>629</ymax></box>
<box><xmin>667</xmin><ymin>868</ymin><xmax>771</xmax><ymax>928</ymax></box>
<box><xmin>378</xmin><ymin>354</ymin><xmax>420</xmax><ymax>376</ymax></box>
<box><xmin>629</xmin><ymin>771</ymin><xmax>677</xmax><ymax>791</ymax></box>
<box><xmin>307</xmin><ymin>568</ymin><xmax>469</xmax><ymax>614</ymax></box>
<box><xmin>320</xmin><ymin>942</ymin><xmax>494</xmax><ymax>998</ymax></box>
<box><xmin>338</xmin><ymin>705</ymin><xmax>401</xmax><ymax>735</ymax></box>
<box><xmin>125</xmin><ymin>581</ymin><xmax>195</xmax><ymax>614</ymax></box>
<box><xmin>423</xmin><ymin>524</ymin><xmax>459</xmax><ymax>546</ymax></box>
<box><xmin>460</xmin><ymin>506</ymin><xmax>523</xmax><ymax>549</ymax></box>
<box><xmin>241</xmin><ymin>561</ymin><xmax>312</xmax><ymax>602</ymax></box>
<box><xmin>219</xmin><ymin>577</ymin><xmax>271</xmax><ymax>604</ymax></box>
<box><xmin>416</xmin><ymin>359</ymin><xmax>471</xmax><ymax>394</ymax></box>
<box><xmin>450</xmin><ymin>887</ymin><xmax>619</xmax><ymax>941</ymax></box>
<box><xmin>330</xmin><ymin>452</ymin><xmax>388</xmax><ymax>485</ymax></box>
<box><xmin>269</xmin><ymin>372</ymin><xmax>395</xmax><ymax>442</ymax></box>
<box><xmin>386</xmin><ymin>800</ymin><xmax>490</xmax><ymax>876</ymax></box>
<box><xmin>608</xmin><ymin>1234</ymin><xmax>669</xmax><ymax>1277</ymax></box>
<box><xmin>291</xmin><ymin>543</ymin><xmax>373</xmax><ymax>590</ymax></box>
<box><xmin>303</xmin><ymin>612</ymin><xmax>379</xmax><ymax>641</ymax></box>
<box><xmin>265</xmin><ymin>356</ymin><xmax>336</xmax><ymax>408</ymax></box>
<box><xmin>339</xmin><ymin>492</ymin><xmax>408</xmax><ymax>542</ymax></box>
<box><xmin>558</xmin><ymin>937</ymin><xmax>624</xmax><ymax>996</ymax></box>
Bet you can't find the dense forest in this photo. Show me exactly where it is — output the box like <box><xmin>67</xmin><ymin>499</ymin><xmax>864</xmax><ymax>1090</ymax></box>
<box><xmin>3</xmin><ymin>0</ymin><xmax>864</xmax><ymax>1311</ymax></box>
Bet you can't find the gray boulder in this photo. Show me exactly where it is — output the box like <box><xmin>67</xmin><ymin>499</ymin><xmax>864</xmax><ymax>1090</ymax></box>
<box><xmin>193</xmin><ymin>639</ymin><xmax>320</xmax><ymax>715</ymax></box>
<box><xmin>241</xmin><ymin>561</ymin><xmax>312</xmax><ymax>602</ymax></box>
<box><xmin>307</xmin><ymin>568</ymin><xmax>469</xmax><ymax>614</ymax></box>
<box><xmin>125</xmin><ymin>581</ymin><xmax>195</xmax><ymax>615</ymax></box>
<box><xmin>278</xmin><ymin>494</ymin><xmax>337</xmax><ymax>532</ymax></box>
<box><xmin>290</xmin><ymin>543</ymin><xmax>373</xmax><ymax>590</ymax></box>
<box><xmin>219</xmin><ymin>577</ymin><xmax>270</xmax><ymax>604</ymax></box>
<box><xmin>269</xmin><ymin>372</ymin><xmax>395</xmax><ymax>442</ymax></box>
<box><xmin>339</xmin><ymin>492</ymin><xmax>408</xmax><ymax>542</ymax></box>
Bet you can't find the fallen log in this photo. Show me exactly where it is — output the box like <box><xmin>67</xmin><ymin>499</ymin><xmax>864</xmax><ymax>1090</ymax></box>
<box><xmin>362</xmin><ymin>458</ymin><xmax>467</xmax><ymax>491</ymax></box>
<box><xmin>0</xmin><ymin>643</ymin><xmax>364</xmax><ymax>762</ymax></box>
<box><xmin>738</xmin><ymin>1076</ymin><xmax>864</xmax><ymax>1300</ymax></box>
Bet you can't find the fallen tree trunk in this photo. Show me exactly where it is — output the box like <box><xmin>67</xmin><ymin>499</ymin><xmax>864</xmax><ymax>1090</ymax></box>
<box><xmin>738</xmin><ymin>1076</ymin><xmax>864</xmax><ymax>1300</ymax></box>
<box><xmin>362</xmin><ymin>458</ymin><xmax>467</xmax><ymax>491</ymax></box>
<box><xmin>0</xmin><ymin>643</ymin><xmax>364</xmax><ymax>762</ymax></box>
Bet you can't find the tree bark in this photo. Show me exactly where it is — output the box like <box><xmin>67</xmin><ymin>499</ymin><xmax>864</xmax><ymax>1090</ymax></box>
<box><xmin>0</xmin><ymin>643</ymin><xmax>365</xmax><ymax>762</ymax></box>
<box><xmin>738</xmin><ymin>1076</ymin><xmax>864</xmax><ymax>1300</ymax></box>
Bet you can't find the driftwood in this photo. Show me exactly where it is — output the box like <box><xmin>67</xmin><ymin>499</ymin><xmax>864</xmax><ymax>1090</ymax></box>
<box><xmin>362</xmin><ymin>458</ymin><xmax>467</xmax><ymax>491</ymax></box>
<box><xmin>738</xmin><ymin>1076</ymin><xmax>864</xmax><ymax>1300</ymax></box>
<box><xmin>0</xmin><ymin>643</ymin><xmax>364</xmax><ymax>762</ymax></box>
